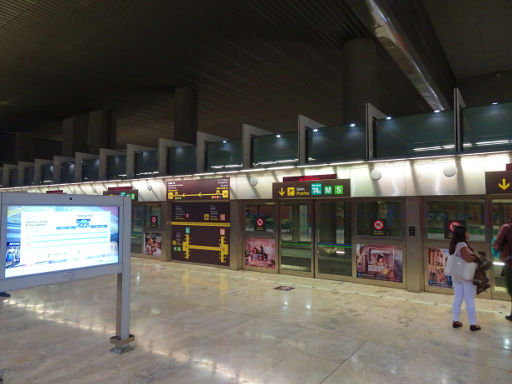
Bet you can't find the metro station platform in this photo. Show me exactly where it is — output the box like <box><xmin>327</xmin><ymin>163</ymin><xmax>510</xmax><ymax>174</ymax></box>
<box><xmin>1</xmin><ymin>258</ymin><xmax>511</xmax><ymax>384</ymax></box>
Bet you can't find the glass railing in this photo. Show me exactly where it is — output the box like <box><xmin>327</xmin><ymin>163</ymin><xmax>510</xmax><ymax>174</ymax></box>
<box><xmin>24</xmin><ymin>166</ymin><xmax>34</xmax><ymax>185</ymax></box>
<box><xmin>308</xmin><ymin>122</ymin><xmax>365</xmax><ymax>164</ymax></box>
<box><xmin>375</xmin><ymin>110</ymin><xmax>454</xmax><ymax>158</ymax></box>
<box><xmin>252</xmin><ymin>131</ymin><xmax>298</xmax><ymax>167</ymax></box>
<box><xmin>167</xmin><ymin>145</ymin><xmax>196</xmax><ymax>175</ymax></box>
<box><xmin>206</xmin><ymin>139</ymin><xmax>243</xmax><ymax>171</ymax></box>
<box><xmin>135</xmin><ymin>150</ymin><xmax>158</xmax><ymax>178</ymax></box>
<box><xmin>82</xmin><ymin>158</ymin><xmax>99</xmax><ymax>181</ymax></box>
<box><xmin>61</xmin><ymin>162</ymin><xmax>75</xmax><ymax>183</ymax></box>
<box><xmin>107</xmin><ymin>154</ymin><xmax>127</xmax><ymax>179</ymax></box>
<box><xmin>462</xmin><ymin>101</ymin><xmax>512</xmax><ymax>152</ymax></box>
<box><xmin>41</xmin><ymin>164</ymin><xmax>53</xmax><ymax>184</ymax></box>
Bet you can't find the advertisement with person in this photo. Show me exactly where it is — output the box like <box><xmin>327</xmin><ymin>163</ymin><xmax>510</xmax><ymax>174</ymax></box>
<box><xmin>245</xmin><ymin>238</ymin><xmax>276</xmax><ymax>269</ymax></box>
<box><xmin>144</xmin><ymin>233</ymin><xmax>162</xmax><ymax>257</ymax></box>
<box><xmin>356</xmin><ymin>244</ymin><xmax>403</xmax><ymax>283</ymax></box>
<box><xmin>426</xmin><ymin>248</ymin><xmax>452</xmax><ymax>288</ymax></box>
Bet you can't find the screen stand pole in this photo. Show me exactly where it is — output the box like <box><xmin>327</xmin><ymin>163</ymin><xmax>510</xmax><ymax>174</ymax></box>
<box><xmin>110</xmin><ymin>271</ymin><xmax>134</xmax><ymax>353</ymax></box>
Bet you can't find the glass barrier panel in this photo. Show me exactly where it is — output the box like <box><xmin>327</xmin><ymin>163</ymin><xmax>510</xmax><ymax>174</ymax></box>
<box><xmin>167</xmin><ymin>145</ymin><xmax>196</xmax><ymax>175</ymax></box>
<box><xmin>490</xmin><ymin>200</ymin><xmax>512</xmax><ymax>298</ymax></box>
<box><xmin>132</xmin><ymin>205</ymin><xmax>145</xmax><ymax>254</ymax></box>
<box><xmin>206</xmin><ymin>139</ymin><xmax>242</xmax><ymax>171</ymax></box>
<box><xmin>244</xmin><ymin>203</ymin><xmax>275</xmax><ymax>233</ymax></box>
<box><xmin>308</xmin><ymin>123</ymin><xmax>365</xmax><ymax>164</ymax></box>
<box><xmin>24</xmin><ymin>166</ymin><xmax>34</xmax><ymax>185</ymax></box>
<box><xmin>145</xmin><ymin>205</ymin><xmax>162</xmax><ymax>228</ymax></box>
<box><xmin>252</xmin><ymin>131</ymin><xmax>298</xmax><ymax>167</ymax></box>
<box><xmin>41</xmin><ymin>164</ymin><xmax>53</xmax><ymax>184</ymax></box>
<box><xmin>60</xmin><ymin>162</ymin><xmax>74</xmax><ymax>183</ymax></box>
<box><xmin>135</xmin><ymin>150</ymin><xmax>158</xmax><ymax>178</ymax></box>
<box><xmin>82</xmin><ymin>158</ymin><xmax>99</xmax><ymax>181</ymax></box>
<box><xmin>107</xmin><ymin>155</ymin><xmax>126</xmax><ymax>179</ymax></box>
<box><xmin>375</xmin><ymin>110</ymin><xmax>454</xmax><ymax>158</ymax></box>
<box><xmin>426</xmin><ymin>200</ymin><xmax>485</xmax><ymax>241</ymax></box>
<box><xmin>356</xmin><ymin>201</ymin><xmax>404</xmax><ymax>237</ymax></box>
<box><xmin>462</xmin><ymin>101</ymin><xmax>512</xmax><ymax>152</ymax></box>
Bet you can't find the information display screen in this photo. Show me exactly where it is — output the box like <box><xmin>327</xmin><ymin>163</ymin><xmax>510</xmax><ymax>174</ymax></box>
<box><xmin>4</xmin><ymin>205</ymin><xmax>119</xmax><ymax>278</ymax></box>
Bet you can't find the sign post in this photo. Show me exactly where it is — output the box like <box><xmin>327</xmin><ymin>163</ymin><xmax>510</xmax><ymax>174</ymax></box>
<box><xmin>272</xmin><ymin>179</ymin><xmax>351</xmax><ymax>199</ymax></box>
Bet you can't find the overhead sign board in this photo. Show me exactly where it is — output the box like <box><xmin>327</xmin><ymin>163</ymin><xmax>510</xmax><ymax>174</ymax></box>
<box><xmin>103</xmin><ymin>189</ymin><xmax>138</xmax><ymax>202</ymax></box>
<box><xmin>485</xmin><ymin>171</ymin><xmax>512</xmax><ymax>194</ymax></box>
<box><xmin>167</xmin><ymin>178</ymin><xmax>230</xmax><ymax>201</ymax></box>
<box><xmin>282</xmin><ymin>174</ymin><xmax>337</xmax><ymax>182</ymax></box>
<box><xmin>272</xmin><ymin>179</ymin><xmax>350</xmax><ymax>199</ymax></box>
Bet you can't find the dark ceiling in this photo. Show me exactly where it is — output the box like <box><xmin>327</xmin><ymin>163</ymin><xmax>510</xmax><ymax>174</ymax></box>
<box><xmin>1</xmin><ymin>0</ymin><xmax>510</xmax><ymax>148</ymax></box>
<box><xmin>422</xmin><ymin>0</ymin><xmax>512</xmax><ymax>79</ymax></box>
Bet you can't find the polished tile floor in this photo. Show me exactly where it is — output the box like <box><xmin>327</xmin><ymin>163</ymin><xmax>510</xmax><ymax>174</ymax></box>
<box><xmin>1</xmin><ymin>258</ymin><xmax>512</xmax><ymax>384</ymax></box>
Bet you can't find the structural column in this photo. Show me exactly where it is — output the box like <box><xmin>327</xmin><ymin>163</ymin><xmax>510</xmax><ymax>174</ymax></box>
<box><xmin>342</xmin><ymin>38</ymin><xmax>379</xmax><ymax>125</ymax></box>
<box><xmin>174</xmin><ymin>87</ymin><xmax>198</xmax><ymax>144</ymax></box>
<box><xmin>88</xmin><ymin>109</ymin><xmax>116</xmax><ymax>154</ymax></box>
<box><xmin>15</xmin><ymin>132</ymin><xmax>35</xmax><ymax>162</ymax></box>
<box><xmin>62</xmin><ymin>115</ymin><xmax>89</xmax><ymax>157</ymax></box>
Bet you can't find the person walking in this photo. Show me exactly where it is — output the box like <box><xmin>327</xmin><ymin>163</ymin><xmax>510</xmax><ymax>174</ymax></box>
<box><xmin>449</xmin><ymin>226</ymin><xmax>481</xmax><ymax>331</ymax></box>
<box><xmin>493</xmin><ymin>219</ymin><xmax>512</xmax><ymax>321</ymax></box>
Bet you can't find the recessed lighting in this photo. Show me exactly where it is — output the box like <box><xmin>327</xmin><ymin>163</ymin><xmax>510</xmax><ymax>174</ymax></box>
<box><xmin>492</xmin><ymin>102</ymin><xmax>499</xmax><ymax>105</ymax></box>
<box><xmin>276</xmin><ymin>134</ymin><xmax>281</xmax><ymax>138</ymax></box>
<box><xmin>222</xmin><ymin>140</ymin><xmax>227</xmax><ymax>144</ymax></box>
<box><xmin>434</xmin><ymin>109</ymin><xmax>440</xmax><ymax>113</ymax></box>
<box><xmin>385</xmin><ymin>116</ymin><xmax>391</xmax><ymax>120</ymax></box>
<box><xmin>312</xmin><ymin>128</ymin><xmax>318</xmax><ymax>132</ymax></box>
<box><xmin>349</xmin><ymin>123</ymin><xmax>356</xmax><ymax>127</ymax></box>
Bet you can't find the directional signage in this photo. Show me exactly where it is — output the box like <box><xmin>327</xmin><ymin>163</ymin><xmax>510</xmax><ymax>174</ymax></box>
<box><xmin>272</xmin><ymin>179</ymin><xmax>350</xmax><ymax>199</ymax></box>
<box><xmin>485</xmin><ymin>171</ymin><xmax>512</xmax><ymax>194</ymax></box>
<box><xmin>167</xmin><ymin>178</ymin><xmax>230</xmax><ymax>201</ymax></box>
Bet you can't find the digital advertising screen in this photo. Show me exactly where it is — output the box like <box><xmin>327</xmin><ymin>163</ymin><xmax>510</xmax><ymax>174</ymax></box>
<box><xmin>4</xmin><ymin>205</ymin><xmax>119</xmax><ymax>278</ymax></box>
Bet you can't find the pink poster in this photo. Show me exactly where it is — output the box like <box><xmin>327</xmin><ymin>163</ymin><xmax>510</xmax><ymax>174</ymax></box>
<box><xmin>356</xmin><ymin>244</ymin><xmax>403</xmax><ymax>283</ymax></box>
<box><xmin>245</xmin><ymin>238</ymin><xmax>276</xmax><ymax>269</ymax></box>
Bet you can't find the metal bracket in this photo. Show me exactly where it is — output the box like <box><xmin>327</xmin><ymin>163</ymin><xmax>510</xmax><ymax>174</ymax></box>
<box><xmin>110</xmin><ymin>334</ymin><xmax>135</xmax><ymax>354</ymax></box>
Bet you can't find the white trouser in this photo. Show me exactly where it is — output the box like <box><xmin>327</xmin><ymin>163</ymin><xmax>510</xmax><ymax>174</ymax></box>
<box><xmin>452</xmin><ymin>278</ymin><xmax>477</xmax><ymax>325</ymax></box>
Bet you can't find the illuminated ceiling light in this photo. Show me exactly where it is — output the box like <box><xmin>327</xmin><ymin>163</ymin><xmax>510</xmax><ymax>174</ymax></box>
<box><xmin>313</xmin><ymin>128</ymin><xmax>318</xmax><ymax>132</ymax></box>
<box><xmin>442</xmin><ymin>144</ymin><xmax>455</xmax><ymax>149</ymax></box>
<box><xmin>475</xmin><ymin>140</ymin><xmax>509</xmax><ymax>146</ymax></box>
<box><xmin>463</xmin><ymin>143</ymin><xmax>473</xmax><ymax>148</ymax></box>
<box><xmin>222</xmin><ymin>140</ymin><xmax>227</xmax><ymax>144</ymax></box>
<box><xmin>492</xmin><ymin>102</ymin><xmax>499</xmax><ymax>105</ymax></box>
<box><xmin>276</xmin><ymin>134</ymin><xmax>282</xmax><ymax>138</ymax></box>
<box><xmin>350</xmin><ymin>123</ymin><xmax>356</xmax><ymax>127</ymax></box>
<box><xmin>385</xmin><ymin>116</ymin><xmax>392</xmax><ymax>120</ymax></box>
<box><xmin>434</xmin><ymin>109</ymin><xmax>440</xmax><ymax>113</ymax></box>
<box><xmin>412</xmin><ymin>146</ymin><xmax>442</xmax><ymax>152</ymax></box>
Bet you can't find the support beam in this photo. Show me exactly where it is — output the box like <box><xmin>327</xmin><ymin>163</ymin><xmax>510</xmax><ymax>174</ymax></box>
<box><xmin>174</xmin><ymin>87</ymin><xmax>198</xmax><ymax>144</ymax></box>
<box><xmin>75</xmin><ymin>152</ymin><xmax>100</xmax><ymax>182</ymax></box>
<box><xmin>158</xmin><ymin>138</ymin><xmax>193</xmax><ymax>175</ymax></box>
<box><xmin>15</xmin><ymin>132</ymin><xmax>35</xmax><ymax>162</ymax></box>
<box><xmin>62</xmin><ymin>115</ymin><xmax>89</xmax><ymax>157</ymax></box>
<box><xmin>53</xmin><ymin>156</ymin><xmax>75</xmax><ymax>184</ymax></box>
<box><xmin>126</xmin><ymin>144</ymin><xmax>157</xmax><ymax>179</ymax></box>
<box><xmin>33</xmin><ymin>159</ymin><xmax>53</xmax><ymax>185</ymax></box>
<box><xmin>242</xmin><ymin>124</ymin><xmax>273</xmax><ymax>168</ymax></box>
<box><xmin>99</xmin><ymin>148</ymin><xmax>125</xmax><ymax>180</ymax></box>
<box><xmin>366</xmin><ymin>103</ymin><xmax>386</xmax><ymax>160</ymax></box>
<box><xmin>196</xmin><ymin>131</ymin><xmax>225</xmax><ymax>173</ymax></box>
<box><xmin>17</xmin><ymin>161</ymin><xmax>34</xmax><ymax>186</ymax></box>
<box><xmin>88</xmin><ymin>110</ymin><xmax>116</xmax><ymax>154</ymax></box>
<box><xmin>298</xmin><ymin>115</ymin><xmax>324</xmax><ymax>165</ymax></box>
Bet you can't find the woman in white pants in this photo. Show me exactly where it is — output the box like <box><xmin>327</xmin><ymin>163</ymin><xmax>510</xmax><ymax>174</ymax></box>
<box><xmin>449</xmin><ymin>226</ymin><xmax>481</xmax><ymax>331</ymax></box>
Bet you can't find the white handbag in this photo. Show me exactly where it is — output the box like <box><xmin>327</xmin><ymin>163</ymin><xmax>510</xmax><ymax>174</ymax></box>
<box><xmin>445</xmin><ymin>255</ymin><xmax>477</xmax><ymax>280</ymax></box>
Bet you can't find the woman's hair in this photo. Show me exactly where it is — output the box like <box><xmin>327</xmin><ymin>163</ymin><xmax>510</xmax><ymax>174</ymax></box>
<box><xmin>449</xmin><ymin>226</ymin><xmax>467</xmax><ymax>254</ymax></box>
<box><xmin>376</xmin><ymin>254</ymin><xmax>384</xmax><ymax>262</ymax></box>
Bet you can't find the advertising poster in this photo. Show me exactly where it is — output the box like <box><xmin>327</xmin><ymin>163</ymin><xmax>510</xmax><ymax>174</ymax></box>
<box><xmin>426</xmin><ymin>248</ymin><xmax>452</xmax><ymax>288</ymax></box>
<box><xmin>144</xmin><ymin>233</ymin><xmax>162</xmax><ymax>257</ymax></box>
<box><xmin>356</xmin><ymin>244</ymin><xmax>403</xmax><ymax>283</ymax></box>
<box><xmin>245</xmin><ymin>238</ymin><xmax>276</xmax><ymax>269</ymax></box>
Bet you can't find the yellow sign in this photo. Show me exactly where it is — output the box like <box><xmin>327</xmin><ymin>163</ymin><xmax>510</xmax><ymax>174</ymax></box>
<box><xmin>287</xmin><ymin>187</ymin><xmax>295</xmax><ymax>196</ymax></box>
<box><xmin>278</xmin><ymin>188</ymin><xmax>285</xmax><ymax>196</ymax></box>
<box><xmin>222</xmin><ymin>190</ymin><xmax>229</xmax><ymax>198</ymax></box>
<box><xmin>499</xmin><ymin>178</ymin><xmax>510</xmax><ymax>190</ymax></box>
<box><xmin>204</xmin><ymin>214</ymin><xmax>210</xmax><ymax>220</ymax></box>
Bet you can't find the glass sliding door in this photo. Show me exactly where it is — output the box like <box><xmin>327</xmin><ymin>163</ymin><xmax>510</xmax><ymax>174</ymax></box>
<box><xmin>317</xmin><ymin>201</ymin><xmax>352</xmax><ymax>277</ymax></box>
<box><xmin>279</xmin><ymin>202</ymin><xmax>313</xmax><ymax>275</ymax></box>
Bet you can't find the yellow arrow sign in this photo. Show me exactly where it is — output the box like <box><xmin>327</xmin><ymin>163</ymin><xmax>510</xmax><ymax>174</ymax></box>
<box><xmin>278</xmin><ymin>188</ymin><xmax>285</xmax><ymax>196</ymax></box>
<box><xmin>499</xmin><ymin>178</ymin><xmax>510</xmax><ymax>190</ymax></box>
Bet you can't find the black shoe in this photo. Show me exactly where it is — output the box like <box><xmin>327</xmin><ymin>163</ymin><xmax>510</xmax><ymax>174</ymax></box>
<box><xmin>452</xmin><ymin>321</ymin><xmax>463</xmax><ymax>328</ymax></box>
<box><xmin>470</xmin><ymin>325</ymin><xmax>481</xmax><ymax>331</ymax></box>
<box><xmin>506</xmin><ymin>315</ymin><xmax>512</xmax><ymax>321</ymax></box>
<box><xmin>0</xmin><ymin>292</ymin><xmax>10</xmax><ymax>298</ymax></box>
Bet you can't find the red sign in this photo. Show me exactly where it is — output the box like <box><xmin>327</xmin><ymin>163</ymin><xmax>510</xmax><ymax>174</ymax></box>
<box><xmin>373</xmin><ymin>220</ymin><xmax>384</xmax><ymax>231</ymax></box>
<box><xmin>150</xmin><ymin>215</ymin><xmax>158</xmax><ymax>227</ymax></box>
<box><xmin>448</xmin><ymin>221</ymin><xmax>462</xmax><ymax>232</ymax></box>
<box><xmin>107</xmin><ymin>186</ymin><xmax>133</xmax><ymax>191</ymax></box>
<box><xmin>46</xmin><ymin>190</ymin><xmax>63</xmax><ymax>194</ymax></box>
<box><xmin>283</xmin><ymin>174</ymin><xmax>337</xmax><ymax>182</ymax></box>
